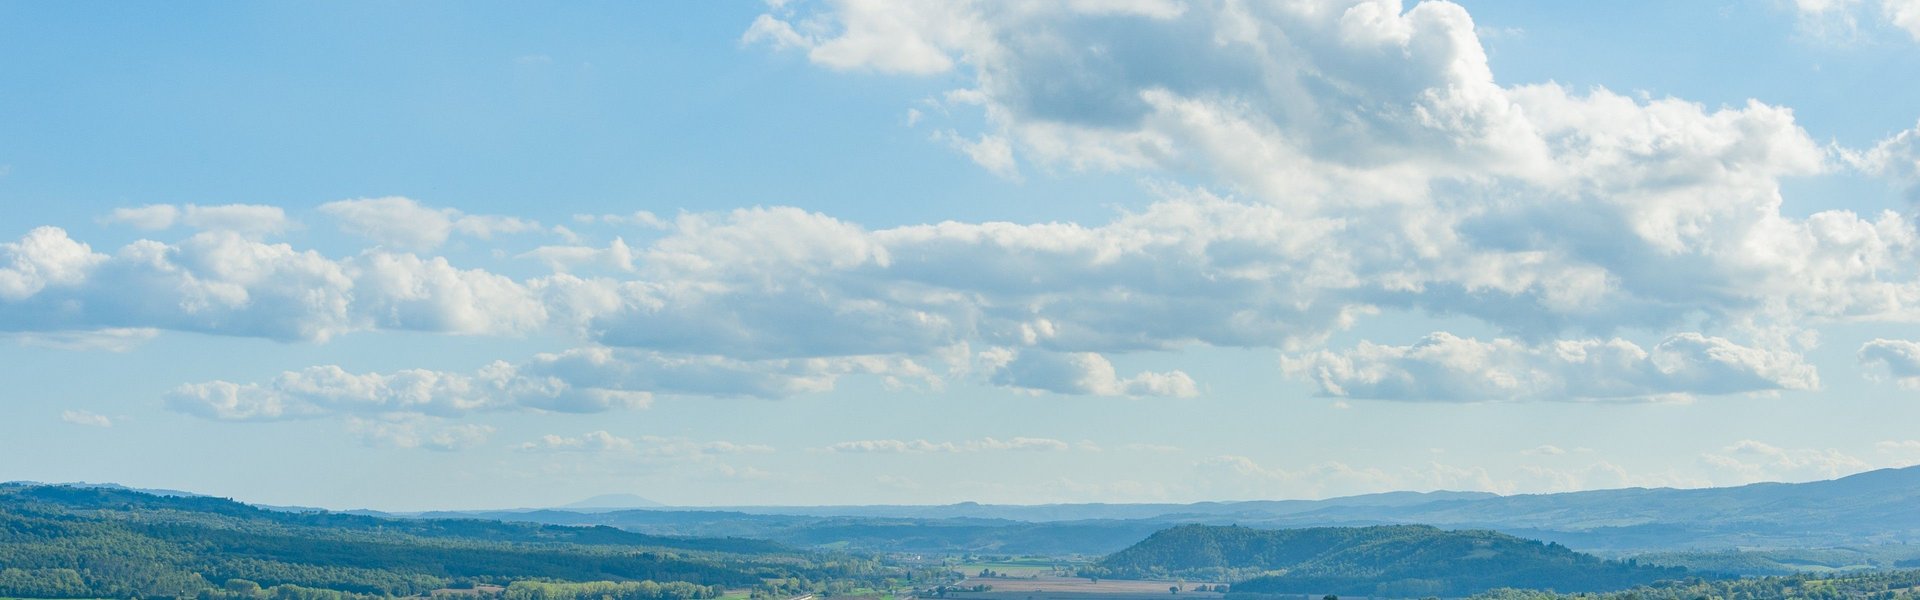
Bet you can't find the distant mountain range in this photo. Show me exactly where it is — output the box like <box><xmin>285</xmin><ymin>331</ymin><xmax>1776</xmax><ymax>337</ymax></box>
<box><xmin>18</xmin><ymin>465</ymin><xmax>1920</xmax><ymax>562</ymax></box>
<box><xmin>395</xmin><ymin>466</ymin><xmax>1920</xmax><ymax>558</ymax></box>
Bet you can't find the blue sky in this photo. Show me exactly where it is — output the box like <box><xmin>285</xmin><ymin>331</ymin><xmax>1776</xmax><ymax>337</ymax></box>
<box><xmin>3</xmin><ymin>0</ymin><xmax>1920</xmax><ymax>510</ymax></box>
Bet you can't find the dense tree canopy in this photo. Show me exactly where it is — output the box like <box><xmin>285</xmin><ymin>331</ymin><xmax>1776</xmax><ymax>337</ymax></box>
<box><xmin>1090</xmin><ymin>524</ymin><xmax>1686</xmax><ymax>597</ymax></box>
<box><xmin>0</xmin><ymin>484</ymin><xmax>898</xmax><ymax>599</ymax></box>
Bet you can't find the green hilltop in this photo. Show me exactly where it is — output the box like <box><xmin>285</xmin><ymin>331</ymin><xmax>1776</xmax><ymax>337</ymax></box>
<box><xmin>1089</xmin><ymin>524</ymin><xmax>1687</xmax><ymax>598</ymax></box>
<box><xmin>0</xmin><ymin>484</ymin><xmax>904</xmax><ymax>600</ymax></box>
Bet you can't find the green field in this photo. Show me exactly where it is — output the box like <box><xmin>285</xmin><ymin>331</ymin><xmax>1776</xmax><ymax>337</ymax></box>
<box><xmin>956</xmin><ymin>559</ymin><xmax>1077</xmax><ymax>578</ymax></box>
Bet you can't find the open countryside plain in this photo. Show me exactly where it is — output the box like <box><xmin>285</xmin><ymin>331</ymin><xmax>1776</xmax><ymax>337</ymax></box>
<box><xmin>949</xmin><ymin>576</ymin><xmax>1227</xmax><ymax>599</ymax></box>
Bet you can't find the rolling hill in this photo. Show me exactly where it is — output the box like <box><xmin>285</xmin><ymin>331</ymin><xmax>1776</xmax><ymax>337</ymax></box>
<box><xmin>0</xmin><ymin>484</ymin><xmax>876</xmax><ymax>599</ymax></box>
<box><xmin>400</xmin><ymin>466</ymin><xmax>1920</xmax><ymax>557</ymax></box>
<box><xmin>1093</xmin><ymin>524</ymin><xmax>1687</xmax><ymax>597</ymax></box>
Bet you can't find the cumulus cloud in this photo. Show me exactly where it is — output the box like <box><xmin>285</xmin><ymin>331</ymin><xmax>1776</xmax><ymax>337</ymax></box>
<box><xmin>0</xmin><ymin>226</ymin><xmax>105</xmax><ymax>301</ymax></box>
<box><xmin>165</xmin><ymin>346</ymin><xmax>938</xmax><ymax>422</ymax></box>
<box><xmin>985</xmin><ymin>349</ymin><xmax>1197</xmax><ymax>397</ymax></box>
<box><xmin>935</xmin><ymin>130</ymin><xmax>1020</xmax><ymax>180</ymax></box>
<box><xmin>59</xmin><ymin>410</ymin><xmax>112</xmax><ymax>428</ymax></box>
<box><xmin>824</xmin><ymin>437</ymin><xmax>1072</xmax><ymax>454</ymax></box>
<box><xmin>1851</xmin><ymin>121</ymin><xmax>1920</xmax><ymax>199</ymax></box>
<box><xmin>165</xmin><ymin>360</ymin><xmax>637</xmax><ymax>422</ymax></box>
<box><xmin>20</xmin><ymin>0</ymin><xmax>1920</xmax><ymax>425</ymax></box>
<box><xmin>0</xmin><ymin>228</ymin><xmax>545</xmax><ymax>342</ymax></box>
<box><xmin>1282</xmin><ymin>332</ymin><xmax>1818</xmax><ymax>402</ymax></box>
<box><xmin>741</xmin><ymin>0</ymin><xmax>1920</xmax><ymax>348</ymax></box>
<box><xmin>1859</xmin><ymin>338</ymin><xmax>1920</xmax><ymax>387</ymax></box>
<box><xmin>319</xmin><ymin>197</ymin><xmax>541</xmax><ymax>250</ymax></box>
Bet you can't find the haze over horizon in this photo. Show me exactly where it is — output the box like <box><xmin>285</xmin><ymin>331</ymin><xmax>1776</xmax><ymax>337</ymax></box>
<box><xmin>5</xmin><ymin>0</ymin><xmax>1920</xmax><ymax>512</ymax></box>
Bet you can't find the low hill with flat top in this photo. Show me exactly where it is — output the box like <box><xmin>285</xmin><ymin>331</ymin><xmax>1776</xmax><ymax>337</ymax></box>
<box><xmin>0</xmin><ymin>484</ymin><xmax>864</xmax><ymax>599</ymax></box>
<box><xmin>1090</xmin><ymin>524</ymin><xmax>1687</xmax><ymax>598</ymax></box>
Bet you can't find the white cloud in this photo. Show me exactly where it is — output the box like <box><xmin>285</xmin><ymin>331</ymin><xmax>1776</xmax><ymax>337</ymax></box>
<box><xmin>747</xmin><ymin>1</ymin><xmax>966</xmax><ymax>75</ymax></box>
<box><xmin>824</xmin><ymin>436</ymin><xmax>1072</xmax><ymax>454</ymax></box>
<box><xmin>1859</xmin><ymin>338</ymin><xmax>1920</xmax><ymax>388</ymax></box>
<box><xmin>105</xmin><ymin>205</ymin><xmax>180</xmax><ymax>230</ymax></box>
<box><xmin>352</xmin><ymin>252</ymin><xmax>548</xmax><ymax>335</ymax></box>
<box><xmin>60</xmin><ymin>410</ymin><xmax>112</xmax><ymax>428</ymax></box>
<box><xmin>518</xmin><ymin>237</ymin><xmax>635</xmax><ymax>273</ymax></box>
<box><xmin>573</xmin><ymin>210</ymin><xmax>669</xmax><ymax>229</ymax></box>
<box><xmin>181</xmin><ymin>204</ymin><xmax>293</xmax><ymax>237</ymax></box>
<box><xmin>319</xmin><ymin>197</ymin><xmax>540</xmax><ymax>250</ymax></box>
<box><xmin>741</xmin><ymin>0</ymin><xmax>1920</xmax><ymax>351</ymax></box>
<box><xmin>104</xmin><ymin>204</ymin><xmax>291</xmax><ymax>237</ymax></box>
<box><xmin>166</xmin><ymin>346</ymin><xmax>939</xmax><ymax>422</ymax></box>
<box><xmin>17</xmin><ymin>0</ymin><xmax>1920</xmax><ymax>432</ymax></box>
<box><xmin>1793</xmin><ymin>0</ymin><xmax>1920</xmax><ymax>40</ymax></box>
<box><xmin>1282</xmin><ymin>332</ymin><xmax>1818</xmax><ymax>403</ymax></box>
<box><xmin>1852</xmin><ymin>121</ymin><xmax>1920</xmax><ymax>198</ymax></box>
<box><xmin>0</xmin><ymin>226</ymin><xmax>105</xmax><ymax>300</ymax></box>
<box><xmin>1890</xmin><ymin>0</ymin><xmax>1920</xmax><ymax>39</ymax></box>
<box><xmin>986</xmin><ymin>349</ymin><xmax>1197</xmax><ymax>398</ymax></box>
<box><xmin>0</xmin><ymin>228</ymin><xmax>545</xmax><ymax>342</ymax></box>
<box><xmin>935</xmin><ymin>130</ymin><xmax>1020</xmax><ymax>179</ymax></box>
<box><xmin>518</xmin><ymin>430</ymin><xmax>638</xmax><ymax>453</ymax></box>
<box><xmin>741</xmin><ymin>14</ymin><xmax>810</xmax><ymax>51</ymax></box>
<box><xmin>6</xmin><ymin>328</ymin><xmax>159</xmax><ymax>352</ymax></box>
<box><xmin>165</xmin><ymin>359</ymin><xmax>642</xmax><ymax>422</ymax></box>
<box><xmin>319</xmin><ymin>197</ymin><xmax>456</xmax><ymax>249</ymax></box>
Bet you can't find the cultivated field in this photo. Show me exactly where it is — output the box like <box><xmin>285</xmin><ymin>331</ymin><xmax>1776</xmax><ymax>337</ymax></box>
<box><xmin>955</xmin><ymin>561</ymin><xmax>1074</xmax><ymax>578</ymax></box>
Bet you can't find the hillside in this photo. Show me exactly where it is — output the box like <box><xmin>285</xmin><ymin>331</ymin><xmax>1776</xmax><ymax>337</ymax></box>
<box><xmin>1092</xmin><ymin>524</ymin><xmax>1686</xmax><ymax>597</ymax></box>
<box><xmin>0</xmin><ymin>484</ymin><xmax>891</xmax><ymax>599</ymax></box>
<box><xmin>424</xmin><ymin>467</ymin><xmax>1920</xmax><ymax>557</ymax></box>
<box><xmin>1253</xmin><ymin>466</ymin><xmax>1920</xmax><ymax>552</ymax></box>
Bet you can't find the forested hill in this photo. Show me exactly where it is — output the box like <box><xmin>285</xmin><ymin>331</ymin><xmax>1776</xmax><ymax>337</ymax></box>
<box><xmin>0</xmin><ymin>484</ymin><xmax>890</xmax><ymax>600</ymax></box>
<box><xmin>1091</xmin><ymin>524</ymin><xmax>1687</xmax><ymax>597</ymax></box>
<box><xmin>6</xmin><ymin>484</ymin><xmax>785</xmax><ymax>554</ymax></box>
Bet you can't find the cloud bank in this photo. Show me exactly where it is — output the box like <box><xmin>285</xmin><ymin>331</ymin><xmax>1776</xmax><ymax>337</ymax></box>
<box><xmin>9</xmin><ymin>0</ymin><xmax>1920</xmax><ymax>433</ymax></box>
